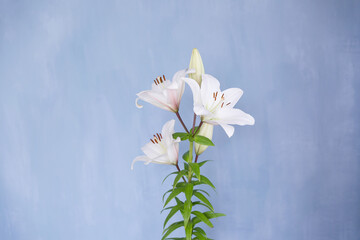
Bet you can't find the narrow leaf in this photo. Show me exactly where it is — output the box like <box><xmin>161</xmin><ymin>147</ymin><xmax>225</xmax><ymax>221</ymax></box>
<box><xmin>199</xmin><ymin>175</ymin><xmax>216</xmax><ymax>189</ymax></box>
<box><xmin>182</xmin><ymin>151</ymin><xmax>189</xmax><ymax>162</ymax></box>
<box><xmin>185</xmin><ymin>183</ymin><xmax>194</xmax><ymax>202</ymax></box>
<box><xmin>162</xmin><ymin>221</ymin><xmax>184</xmax><ymax>240</ymax></box>
<box><xmin>198</xmin><ymin>160</ymin><xmax>213</xmax><ymax>168</ymax></box>
<box><xmin>163</xmin><ymin>204</ymin><xmax>183</xmax><ymax>228</ymax></box>
<box><xmin>193</xmin><ymin>192</ymin><xmax>214</xmax><ymax>211</ymax></box>
<box><xmin>164</xmin><ymin>187</ymin><xmax>184</xmax><ymax>207</ymax></box>
<box><xmin>173</xmin><ymin>132</ymin><xmax>190</xmax><ymax>141</ymax></box>
<box><xmin>189</xmin><ymin>163</ymin><xmax>200</xmax><ymax>180</ymax></box>
<box><xmin>162</xmin><ymin>171</ymin><xmax>178</xmax><ymax>184</ymax></box>
<box><xmin>193</xmin><ymin>135</ymin><xmax>214</xmax><ymax>146</ymax></box>
<box><xmin>192</xmin><ymin>211</ymin><xmax>213</xmax><ymax>228</ymax></box>
<box><xmin>173</xmin><ymin>170</ymin><xmax>187</xmax><ymax>189</ymax></box>
<box><xmin>183</xmin><ymin>200</ymin><xmax>192</xmax><ymax>229</ymax></box>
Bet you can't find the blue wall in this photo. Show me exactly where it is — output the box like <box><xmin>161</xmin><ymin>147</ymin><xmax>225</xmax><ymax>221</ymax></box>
<box><xmin>0</xmin><ymin>0</ymin><xmax>359</xmax><ymax>239</ymax></box>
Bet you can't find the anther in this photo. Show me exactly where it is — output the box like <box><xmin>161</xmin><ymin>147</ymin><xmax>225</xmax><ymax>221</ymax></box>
<box><xmin>221</xmin><ymin>102</ymin><xmax>224</xmax><ymax>108</ymax></box>
<box><xmin>150</xmin><ymin>139</ymin><xmax>155</xmax><ymax>144</ymax></box>
<box><xmin>163</xmin><ymin>75</ymin><xmax>166</xmax><ymax>81</ymax></box>
<box><xmin>160</xmin><ymin>133</ymin><xmax>163</xmax><ymax>139</ymax></box>
<box><xmin>154</xmin><ymin>138</ymin><xmax>158</xmax><ymax>144</ymax></box>
<box><xmin>156</xmin><ymin>78</ymin><xmax>160</xmax><ymax>84</ymax></box>
<box><xmin>226</xmin><ymin>102</ymin><xmax>231</xmax><ymax>106</ymax></box>
<box><xmin>160</xmin><ymin>77</ymin><xmax>163</xmax><ymax>83</ymax></box>
<box><xmin>154</xmin><ymin>80</ymin><xmax>157</xmax><ymax>85</ymax></box>
<box><xmin>221</xmin><ymin>93</ymin><xmax>224</xmax><ymax>100</ymax></box>
<box><xmin>157</xmin><ymin>133</ymin><xmax>161</xmax><ymax>141</ymax></box>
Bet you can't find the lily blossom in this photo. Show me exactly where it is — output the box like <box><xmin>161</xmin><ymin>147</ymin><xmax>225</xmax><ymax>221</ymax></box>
<box><xmin>136</xmin><ymin>69</ymin><xmax>195</xmax><ymax>112</ymax></box>
<box><xmin>183</xmin><ymin>74</ymin><xmax>255</xmax><ymax>137</ymax></box>
<box><xmin>131</xmin><ymin>120</ymin><xmax>180</xmax><ymax>170</ymax></box>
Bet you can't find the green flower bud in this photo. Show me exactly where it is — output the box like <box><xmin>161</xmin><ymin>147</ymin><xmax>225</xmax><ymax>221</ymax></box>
<box><xmin>188</xmin><ymin>48</ymin><xmax>205</xmax><ymax>85</ymax></box>
<box><xmin>195</xmin><ymin>123</ymin><xmax>214</xmax><ymax>155</ymax></box>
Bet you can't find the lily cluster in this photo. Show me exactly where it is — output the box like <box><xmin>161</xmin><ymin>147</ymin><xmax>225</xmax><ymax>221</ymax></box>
<box><xmin>132</xmin><ymin>49</ymin><xmax>254</xmax><ymax>240</ymax></box>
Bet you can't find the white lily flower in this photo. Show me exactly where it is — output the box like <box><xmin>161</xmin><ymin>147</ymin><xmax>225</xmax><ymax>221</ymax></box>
<box><xmin>183</xmin><ymin>74</ymin><xmax>255</xmax><ymax>138</ymax></box>
<box><xmin>135</xmin><ymin>69</ymin><xmax>195</xmax><ymax>112</ymax></box>
<box><xmin>131</xmin><ymin>119</ymin><xmax>181</xmax><ymax>170</ymax></box>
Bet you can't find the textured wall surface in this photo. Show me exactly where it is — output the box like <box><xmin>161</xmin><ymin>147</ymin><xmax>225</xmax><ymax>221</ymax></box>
<box><xmin>0</xmin><ymin>0</ymin><xmax>359</xmax><ymax>239</ymax></box>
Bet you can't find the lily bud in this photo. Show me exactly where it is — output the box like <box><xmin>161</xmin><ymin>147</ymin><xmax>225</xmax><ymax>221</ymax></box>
<box><xmin>195</xmin><ymin>123</ymin><xmax>214</xmax><ymax>155</ymax></box>
<box><xmin>188</xmin><ymin>48</ymin><xmax>205</xmax><ymax>85</ymax></box>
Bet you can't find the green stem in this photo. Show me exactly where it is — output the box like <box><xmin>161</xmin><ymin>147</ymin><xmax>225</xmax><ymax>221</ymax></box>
<box><xmin>187</xmin><ymin>141</ymin><xmax>193</xmax><ymax>182</ymax></box>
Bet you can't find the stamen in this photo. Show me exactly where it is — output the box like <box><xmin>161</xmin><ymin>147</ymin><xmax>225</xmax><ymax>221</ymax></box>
<box><xmin>150</xmin><ymin>139</ymin><xmax>155</xmax><ymax>144</ymax></box>
<box><xmin>154</xmin><ymin>80</ymin><xmax>157</xmax><ymax>85</ymax></box>
<box><xmin>157</xmin><ymin>133</ymin><xmax>161</xmax><ymax>141</ymax></box>
<box><xmin>214</xmin><ymin>91</ymin><xmax>218</xmax><ymax>101</ymax></box>
<box><xmin>163</xmin><ymin>75</ymin><xmax>166</xmax><ymax>81</ymax></box>
<box><xmin>160</xmin><ymin>133</ymin><xmax>163</xmax><ymax>139</ymax></box>
<box><xmin>226</xmin><ymin>102</ymin><xmax>231</xmax><ymax>106</ymax></box>
<box><xmin>221</xmin><ymin>93</ymin><xmax>224</xmax><ymax>100</ymax></box>
<box><xmin>160</xmin><ymin>77</ymin><xmax>163</xmax><ymax>83</ymax></box>
<box><xmin>221</xmin><ymin>102</ymin><xmax>224</xmax><ymax>108</ymax></box>
<box><xmin>213</xmin><ymin>92</ymin><xmax>215</xmax><ymax>99</ymax></box>
<box><xmin>154</xmin><ymin>138</ymin><xmax>158</xmax><ymax>144</ymax></box>
<box><xmin>156</xmin><ymin>78</ymin><xmax>160</xmax><ymax>84</ymax></box>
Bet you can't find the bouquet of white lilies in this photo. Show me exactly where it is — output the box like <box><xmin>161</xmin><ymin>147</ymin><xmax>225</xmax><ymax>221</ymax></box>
<box><xmin>132</xmin><ymin>49</ymin><xmax>255</xmax><ymax>240</ymax></box>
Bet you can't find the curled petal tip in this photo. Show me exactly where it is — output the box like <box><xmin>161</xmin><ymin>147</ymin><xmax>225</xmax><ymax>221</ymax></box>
<box><xmin>135</xmin><ymin>98</ymin><xmax>143</xmax><ymax>109</ymax></box>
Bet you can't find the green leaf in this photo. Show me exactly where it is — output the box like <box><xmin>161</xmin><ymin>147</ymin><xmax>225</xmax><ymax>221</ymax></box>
<box><xmin>183</xmin><ymin>200</ymin><xmax>192</xmax><ymax>229</ymax></box>
<box><xmin>173</xmin><ymin>170</ymin><xmax>187</xmax><ymax>189</ymax></box>
<box><xmin>192</xmin><ymin>211</ymin><xmax>225</xmax><ymax>226</ymax></box>
<box><xmin>162</xmin><ymin>221</ymin><xmax>184</xmax><ymax>240</ymax></box>
<box><xmin>199</xmin><ymin>175</ymin><xmax>216</xmax><ymax>189</ymax></box>
<box><xmin>164</xmin><ymin>238</ymin><xmax>186</xmax><ymax>240</ymax></box>
<box><xmin>163</xmin><ymin>203</ymin><xmax>183</xmax><ymax>228</ymax></box>
<box><xmin>198</xmin><ymin>160</ymin><xmax>212</xmax><ymax>168</ymax></box>
<box><xmin>192</xmin><ymin>211</ymin><xmax>213</xmax><ymax>228</ymax></box>
<box><xmin>173</xmin><ymin>132</ymin><xmax>190</xmax><ymax>141</ymax></box>
<box><xmin>192</xmin><ymin>201</ymin><xmax>214</xmax><ymax>212</ymax></box>
<box><xmin>192</xmin><ymin>231</ymin><xmax>206</xmax><ymax>240</ymax></box>
<box><xmin>182</xmin><ymin>151</ymin><xmax>189</xmax><ymax>162</ymax></box>
<box><xmin>164</xmin><ymin>187</ymin><xmax>184</xmax><ymax>207</ymax></box>
<box><xmin>193</xmin><ymin>227</ymin><xmax>206</xmax><ymax>237</ymax></box>
<box><xmin>204</xmin><ymin>212</ymin><xmax>226</xmax><ymax>219</ymax></box>
<box><xmin>189</xmin><ymin>163</ymin><xmax>200</xmax><ymax>180</ymax></box>
<box><xmin>193</xmin><ymin>135</ymin><xmax>214</xmax><ymax>146</ymax></box>
<box><xmin>162</xmin><ymin>171</ymin><xmax>178</xmax><ymax>185</ymax></box>
<box><xmin>189</xmin><ymin>126</ymin><xmax>198</xmax><ymax>135</ymax></box>
<box><xmin>194</xmin><ymin>189</ymin><xmax>210</xmax><ymax>197</ymax></box>
<box><xmin>193</xmin><ymin>192</ymin><xmax>214</xmax><ymax>211</ymax></box>
<box><xmin>185</xmin><ymin>183</ymin><xmax>194</xmax><ymax>202</ymax></box>
<box><xmin>162</xmin><ymin>189</ymin><xmax>173</xmax><ymax>202</ymax></box>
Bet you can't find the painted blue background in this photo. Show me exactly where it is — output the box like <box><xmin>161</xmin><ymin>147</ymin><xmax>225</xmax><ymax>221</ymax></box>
<box><xmin>1</xmin><ymin>0</ymin><xmax>359</xmax><ymax>239</ymax></box>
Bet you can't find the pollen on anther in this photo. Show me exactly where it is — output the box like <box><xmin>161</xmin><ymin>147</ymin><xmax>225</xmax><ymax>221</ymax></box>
<box><xmin>154</xmin><ymin>80</ymin><xmax>157</xmax><ymax>85</ymax></box>
<box><xmin>221</xmin><ymin>102</ymin><xmax>224</xmax><ymax>108</ymax></box>
<box><xmin>163</xmin><ymin>75</ymin><xmax>166</xmax><ymax>81</ymax></box>
<box><xmin>156</xmin><ymin>78</ymin><xmax>160</xmax><ymax>84</ymax></box>
<box><xmin>154</xmin><ymin>138</ymin><xmax>158</xmax><ymax>144</ymax></box>
<box><xmin>226</xmin><ymin>102</ymin><xmax>231</xmax><ymax>106</ymax></box>
<box><xmin>160</xmin><ymin>77</ymin><xmax>163</xmax><ymax>83</ymax></box>
<box><xmin>221</xmin><ymin>93</ymin><xmax>224</xmax><ymax>100</ymax></box>
<box><xmin>157</xmin><ymin>133</ymin><xmax>161</xmax><ymax>141</ymax></box>
<box><xmin>150</xmin><ymin>139</ymin><xmax>155</xmax><ymax>144</ymax></box>
<box><xmin>160</xmin><ymin>133</ymin><xmax>163</xmax><ymax>139</ymax></box>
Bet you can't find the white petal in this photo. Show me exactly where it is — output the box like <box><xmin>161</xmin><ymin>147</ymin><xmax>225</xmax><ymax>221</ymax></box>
<box><xmin>135</xmin><ymin>98</ymin><xmax>143</xmax><ymax>108</ymax></box>
<box><xmin>162</xmin><ymin>119</ymin><xmax>176</xmax><ymax>145</ymax></box>
<box><xmin>171</xmin><ymin>68</ymin><xmax>195</xmax><ymax>83</ymax></box>
<box><xmin>141</xmin><ymin>141</ymin><xmax>165</xmax><ymax>159</ymax></box>
<box><xmin>131</xmin><ymin>155</ymin><xmax>151</xmax><ymax>170</ymax></box>
<box><xmin>194</xmin><ymin>104</ymin><xmax>211</xmax><ymax>116</ymax></box>
<box><xmin>137</xmin><ymin>90</ymin><xmax>176</xmax><ymax>112</ymax></box>
<box><xmin>166</xmin><ymin>141</ymin><xmax>179</xmax><ymax>164</ymax></box>
<box><xmin>183</xmin><ymin>77</ymin><xmax>202</xmax><ymax>107</ymax></box>
<box><xmin>213</xmin><ymin>108</ymin><xmax>255</xmax><ymax>126</ymax></box>
<box><xmin>222</xmin><ymin>88</ymin><xmax>243</xmax><ymax>108</ymax></box>
<box><xmin>200</xmin><ymin>74</ymin><xmax>221</xmax><ymax>106</ymax></box>
<box><xmin>220</xmin><ymin>124</ymin><xmax>235</xmax><ymax>138</ymax></box>
<box><xmin>149</xmin><ymin>154</ymin><xmax>174</xmax><ymax>165</ymax></box>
